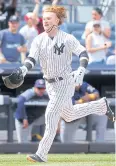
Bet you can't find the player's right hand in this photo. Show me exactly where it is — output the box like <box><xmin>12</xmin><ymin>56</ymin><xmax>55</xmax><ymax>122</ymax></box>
<box><xmin>104</xmin><ymin>41</ymin><xmax>112</xmax><ymax>48</ymax></box>
<box><xmin>23</xmin><ymin>119</ymin><xmax>29</xmax><ymax>128</ymax></box>
<box><xmin>72</xmin><ymin>67</ymin><xmax>86</xmax><ymax>86</ymax></box>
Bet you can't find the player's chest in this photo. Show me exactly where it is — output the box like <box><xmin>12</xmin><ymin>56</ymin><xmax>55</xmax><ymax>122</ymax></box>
<box><xmin>39</xmin><ymin>38</ymin><xmax>68</xmax><ymax>59</ymax></box>
<box><xmin>4</xmin><ymin>34</ymin><xmax>21</xmax><ymax>44</ymax></box>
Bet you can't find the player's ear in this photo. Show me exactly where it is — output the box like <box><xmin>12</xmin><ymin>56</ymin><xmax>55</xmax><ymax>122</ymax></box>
<box><xmin>56</xmin><ymin>18</ymin><xmax>60</xmax><ymax>25</ymax></box>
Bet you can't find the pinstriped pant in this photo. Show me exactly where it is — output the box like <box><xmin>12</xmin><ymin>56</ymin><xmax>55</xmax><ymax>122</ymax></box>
<box><xmin>36</xmin><ymin>76</ymin><xmax>107</xmax><ymax>161</ymax></box>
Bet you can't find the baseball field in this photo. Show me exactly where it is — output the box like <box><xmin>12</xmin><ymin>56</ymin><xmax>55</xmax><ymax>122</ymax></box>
<box><xmin>0</xmin><ymin>153</ymin><xmax>115</xmax><ymax>166</ymax></box>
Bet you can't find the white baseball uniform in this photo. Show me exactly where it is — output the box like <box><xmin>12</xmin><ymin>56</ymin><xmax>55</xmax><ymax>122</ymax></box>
<box><xmin>28</xmin><ymin>30</ymin><xmax>107</xmax><ymax>161</ymax></box>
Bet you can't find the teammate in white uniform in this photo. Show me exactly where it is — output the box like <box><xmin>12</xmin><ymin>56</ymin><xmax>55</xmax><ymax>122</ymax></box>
<box><xmin>2</xmin><ymin>6</ymin><xmax>115</xmax><ymax>163</ymax></box>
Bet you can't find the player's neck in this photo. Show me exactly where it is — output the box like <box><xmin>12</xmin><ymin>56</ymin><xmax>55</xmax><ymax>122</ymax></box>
<box><xmin>47</xmin><ymin>28</ymin><xmax>59</xmax><ymax>38</ymax></box>
<box><xmin>9</xmin><ymin>28</ymin><xmax>17</xmax><ymax>34</ymax></box>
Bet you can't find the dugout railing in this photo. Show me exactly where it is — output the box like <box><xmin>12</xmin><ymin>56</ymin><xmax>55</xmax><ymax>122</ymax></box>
<box><xmin>0</xmin><ymin>142</ymin><xmax>115</xmax><ymax>153</ymax></box>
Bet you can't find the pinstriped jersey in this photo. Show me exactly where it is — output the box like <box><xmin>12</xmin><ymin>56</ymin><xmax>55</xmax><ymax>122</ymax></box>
<box><xmin>28</xmin><ymin>30</ymin><xmax>86</xmax><ymax>78</ymax></box>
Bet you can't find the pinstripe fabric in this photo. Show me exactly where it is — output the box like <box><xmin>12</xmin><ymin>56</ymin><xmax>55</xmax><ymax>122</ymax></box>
<box><xmin>28</xmin><ymin>30</ymin><xmax>107</xmax><ymax>162</ymax></box>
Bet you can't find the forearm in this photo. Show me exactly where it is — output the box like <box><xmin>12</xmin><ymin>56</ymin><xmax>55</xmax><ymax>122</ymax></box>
<box><xmin>85</xmin><ymin>29</ymin><xmax>92</xmax><ymax>38</ymax></box>
<box><xmin>52</xmin><ymin>0</ymin><xmax>59</xmax><ymax>5</ymax></box>
<box><xmin>24</xmin><ymin>56</ymin><xmax>36</xmax><ymax>70</ymax></box>
<box><xmin>73</xmin><ymin>51</ymin><xmax>89</xmax><ymax>86</ymax></box>
<box><xmin>76</xmin><ymin>93</ymin><xmax>99</xmax><ymax>104</ymax></box>
<box><xmin>33</xmin><ymin>2</ymin><xmax>40</xmax><ymax>18</ymax></box>
<box><xmin>15</xmin><ymin>96</ymin><xmax>27</xmax><ymax>119</ymax></box>
<box><xmin>21</xmin><ymin>46</ymin><xmax>27</xmax><ymax>53</ymax></box>
<box><xmin>79</xmin><ymin>51</ymin><xmax>89</xmax><ymax>68</ymax></box>
<box><xmin>87</xmin><ymin>46</ymin><xmax>106</xmax><ymax>53</ymax></box>
<box><xmin>11</xmin><ymin>0</ymin><xmax>17</xmax><ymax>7</ymax></box>
<box><xmin>22</xmin><ymin>38</ymin><xmax>38</xmax><ymax>72</ymax></box>
<box><xmin>82</xmin><ymin>93</ymin><xmax>99</xmax><ymax>101</ymax></box>
<box><xmin>102</xmin><ymin>30</ymin><xmax>111</xmax><ymax>38</ymax></box>
<box><xmin>20</xmin><ymin>56</ymin><xmax>36</xmax><ymax>77</ymax></box>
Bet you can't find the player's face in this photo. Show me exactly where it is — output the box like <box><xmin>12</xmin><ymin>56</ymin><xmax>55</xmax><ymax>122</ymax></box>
<box><xmin>93</xmin><ymin>24</ymin><xmax>101</xmax><ymax>33</ymax></box>
<box><xmin>8</xmin><ymin>21</ymin><xmax>19</xmax><ymax>33</ymax></box>
<box><xmin>43</xmin><ymin>12</ymin><xmax>59</xmax><ymax>32</ymax></box>
<box><xmin>27</xmin><ymin>18</ymin><xmax>35</xmax><ymax>26</ymax></box>
<box><xmin>92</xmin><ymin>10</ymin><xmax>101</xmax><ymax>20</ymax></box>
<box><xmin>34</xmin><ymin>87</ymin><xmax>45</xmax><ymax>96</ymax></box>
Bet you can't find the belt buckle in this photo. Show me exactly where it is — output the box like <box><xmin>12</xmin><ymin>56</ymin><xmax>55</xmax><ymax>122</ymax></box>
<box><xmin>54</xmin><ymin>77</ymin><xmax>59</xmax><ymax>82</ymax></box>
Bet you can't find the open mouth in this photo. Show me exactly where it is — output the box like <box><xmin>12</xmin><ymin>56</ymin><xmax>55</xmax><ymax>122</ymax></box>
<box><xmin>44</xmin><ymin>24</ymin><xmax>49</xmax><ymax>27</ymax></box>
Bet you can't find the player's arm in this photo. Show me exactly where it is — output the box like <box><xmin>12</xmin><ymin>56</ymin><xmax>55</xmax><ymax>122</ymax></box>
<box><xmin>85</xmin><ymin>28</ymin><xmax>92</xmax><ymax>38</ymax></box>
<box><xmin>70</xmin><ymin>35</ymin><xmax>89</xmax><ymax>86</ymax></box>
<box><xmin>86</xmin><ymin>34</ymin><xmax>108</xmax><ymax>53</ymax></box>
<box><xmin>16</xmin><ymin>95</ymin><xmax>29</xmax><ymax>129</ymax></box>
<box><xmin>11</xmin><ymin>0</ymin><xmax>17</xmax><ymax>8</ymax></box>
<box><xmin>52</xmin><ymin>0</ymin><xmax>60</xmax><ymax>5</ymax></box>
<box><xmin>15</xmin><ymin>89</ymin><xmax>34</xmax><ymax>119</ymax></box>
<box><xmin>76</xmin><ymin>84</ymin><xmax>100</xmax><ymax>104</ymax></box>
<box><xmin>102</xmin><ymin>27</ymin><xmax>111</xmax><ymax>38</ymax></box>
<box><xmin>33</xmin><ymin>0</ymin><xmax>40</xmax><ymax>16</ymax></box>
<box><xmin>23</xmin><ymin>37</ymin><xmax>39</xmax><ymax>71</ymax></box>
<box><xmin>17</xmin><ymin>35</ymin><xmax>27</xmax><ymax>54</ymax></box>
<box><xmin>84</xmin><ymin>22</ymin><xmax>93</xmax><ymax>38</ymax></box>
<box><xmin>0</xmin><ymin>31</ymin><xmax>7</xmax><ymax>63</ymax></box>
<box><xmin>32</xmin><ymin>0</ymin><xmax>40</xmax><ymax>25</ymax></box>
<box><xmin>102</xmin><ymin>22</ymin><xmax>111</xmax><ymax>38</ymax></box>
<box><xmin>15</xmin><ymin>95</ymin><xmax>27</xmax><ymax>119</ymax></box>
<box><xmin>86</xmin><ymin>83</ymin><xmax>100</xmax><ymax>100</ymax></box>
<box><xmin>15</xmin><ymin>88</ymin><xmax>35</xmax><ymax>128</ymax></box>
<box><xmin>76</xmin><ymin>91</ymin><xmax>99</xmax><ymax>104</ymax></box>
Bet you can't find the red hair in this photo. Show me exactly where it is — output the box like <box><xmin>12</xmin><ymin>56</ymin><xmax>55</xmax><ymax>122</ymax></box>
<box><xmin>43</xmin><ymin>6</ymin><xmax>67</xmax><ymax>25</ymax></box>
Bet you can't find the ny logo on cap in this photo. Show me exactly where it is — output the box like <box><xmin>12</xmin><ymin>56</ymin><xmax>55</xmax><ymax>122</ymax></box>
<box><xmin>54</xmin><ymin>43</ymin><xmax>65</xmax><ymax>55</ymax></box>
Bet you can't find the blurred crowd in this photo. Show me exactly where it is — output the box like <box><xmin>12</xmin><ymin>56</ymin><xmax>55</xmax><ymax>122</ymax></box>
<box><xmin>0</xmin><ymin>0</ymin><xmax>115</xmax><ymax>65</ymax></box>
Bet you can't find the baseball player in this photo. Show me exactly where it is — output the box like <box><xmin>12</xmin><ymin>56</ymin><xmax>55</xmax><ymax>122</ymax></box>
<box><xmin>60</xmin><ymin>82</ymin><xmax>108</xmax><ymax>143</ymax></box>
<box><xmin>14</xmin><ymin>79</ymin><xmax>47</xmax><ymax>143</ymax></box>
<box><xmin>2</xmin><ymin>6</ymin><xmax>115</xmax><ymax>163</ymax></box>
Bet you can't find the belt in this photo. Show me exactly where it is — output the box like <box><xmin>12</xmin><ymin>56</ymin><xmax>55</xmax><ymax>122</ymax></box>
<box><xmin>44</xmin><ymin>77</ymin><xmax>63</xmax><ymax>83</ymax></box>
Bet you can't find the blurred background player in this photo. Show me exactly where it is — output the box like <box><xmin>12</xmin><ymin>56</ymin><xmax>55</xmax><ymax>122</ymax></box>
<box><xmin>14</xmin><ymin>79</ymin><xmax>48</xmax><ymax>143</ymax></box>
<box><xmin>60</xmin><ymin>82</ymin><xmax>108</xmax><ymax>143</ymax></box>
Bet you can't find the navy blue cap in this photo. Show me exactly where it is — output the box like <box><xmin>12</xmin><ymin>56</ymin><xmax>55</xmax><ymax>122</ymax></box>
<box><xmin>34</xmin><ymin>79</ymin><xmax>45</xmax><ymax>88</ymax></box>
<box><xmin>9</xmin><ymin>15</ymin><xmax>19</xmax><ymax>22</ymax></box>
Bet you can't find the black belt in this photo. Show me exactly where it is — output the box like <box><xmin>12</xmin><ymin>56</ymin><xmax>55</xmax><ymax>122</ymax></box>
<box><xmin>44</xmin><ymin>77</ymin><xmax>63</xmax><ymax>83</ymax></box>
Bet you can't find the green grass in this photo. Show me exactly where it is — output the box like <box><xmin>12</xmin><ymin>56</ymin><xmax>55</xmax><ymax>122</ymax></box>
<box><xmin>0</xmin><ymin>154</ymin><xmax>115</xmax><ymax>166</ymax></box>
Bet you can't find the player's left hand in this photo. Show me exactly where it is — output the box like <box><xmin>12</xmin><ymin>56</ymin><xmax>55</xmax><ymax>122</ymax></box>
<box><xmin>72</xmin><ymin>67</ymin><xmax>86</xmax><ymax>86</ymax></box>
